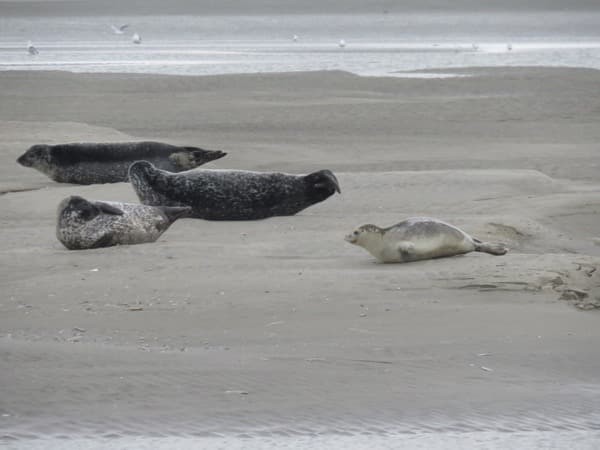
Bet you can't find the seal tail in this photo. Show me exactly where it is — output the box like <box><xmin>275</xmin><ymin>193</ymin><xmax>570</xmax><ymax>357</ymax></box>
<box><xmin>159</xmin><ymin>206</ymin><xmax>192</xmax><ymax>223</ymax></box>
<box><xmin>313</xmin><ymin>169</ymin><xmax>341</xmax><ymax>193</ymax></box>
<box><xmin>473</xmin><ymin>238</ymin><xmax>508</xmax><ymax>255</ymax></box>
<box><xmin>171</xmin><ymin>147</ymin><xmax>227</xmax><ymax>170</ymax></box>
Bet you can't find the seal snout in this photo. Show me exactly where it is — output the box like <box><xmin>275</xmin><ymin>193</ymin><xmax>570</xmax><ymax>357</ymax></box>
<box><xmin>17</xmin><ymin>148</ymin><xmax>36</xmax><ymax>167</ymax></box>
<box><xmin>344</xmin><ymin>229</ymin><xmax>360</xmax><ymax>244</ymax></box>
<box><xmin>16</xmin><ymin>153</ymin><xmax>31</xmax><ymax>167</ymax></box>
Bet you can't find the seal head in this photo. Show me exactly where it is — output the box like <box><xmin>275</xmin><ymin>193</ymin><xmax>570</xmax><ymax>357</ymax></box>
<box><xmin>60</xmin><ymin>195</ymin><xmax>124</xmax><ymax>223</ymax></box>
<box><xmin>17</xmin><ymin>144</ymin><xmax>52</xmax><ymax>168</ymax></box>
<box><xmin>345</xmin><ymin>224</ymin><xmax>383</xmax><ymax>245</ymax></box>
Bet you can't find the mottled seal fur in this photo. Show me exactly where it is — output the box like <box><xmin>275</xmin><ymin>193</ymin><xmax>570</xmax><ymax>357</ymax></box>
<box><xmin>56</xmin><ymin>196</ymin><xmax>191</xmax><ymax>250</ymax></box>
<box><xmin>128</xmin><ymin>160</ymin><xmax>341</xmax><ymax>220</ymax></box>
<box><xmin>345</xmin><ymin>217</ymin><xmax>508</xmax><ymax>263</ymax></box>
<box><xmin>17</xmin><ymin>141</ymin><xmax>227</xmax><ymax>184</ymax></box>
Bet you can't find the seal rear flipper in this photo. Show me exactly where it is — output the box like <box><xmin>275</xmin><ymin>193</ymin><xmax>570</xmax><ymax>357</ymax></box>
<box><xmin>185</xmin><ymin>147</ymin><xmax>227</xmax><ymax>165</ymax></box>
<box><xmin>170</xmin><ymin>147</ymin><xmax>227</xmax><ymax>170</ymax></box>
<box><xmin>313</xmin><ymin>170</ymin><xmax>341</xmax><ymax>194</ymax></box>
<box><xmin>474</xmin><ymin>239</ymin><xmax>508</xmax><ymax>255</ymax></box>
<box><xmin>95</xmin><ymin>202</ymin><xmax>124</xmax><ymax>216</ymax></box>
<box><xmin>159</xmin><ymin>206</ymin><xmax>192</xmax><ymax>223</ymax></box>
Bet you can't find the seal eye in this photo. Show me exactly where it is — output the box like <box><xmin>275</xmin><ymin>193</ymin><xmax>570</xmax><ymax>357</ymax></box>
<box><xmin>354</xmin><ymin>231</ymin><xmax>359</xmax><ymax>235</ymax></box>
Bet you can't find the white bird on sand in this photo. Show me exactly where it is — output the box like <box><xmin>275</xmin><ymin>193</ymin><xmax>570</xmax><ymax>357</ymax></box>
<box><xmin>27</xmin><ymin>41</ymin><xmax>39</xmax><ymax>55</ymax></box>
<box><xmin>472</xmin><ymin>43</ymin><xmax>479</xmax><ymax>51</ymax></box>
<box><xmin>110</xmin><ymin>24</ymin><xmax>130</xmax><ymax>35</ymax></box>
<box><xmin>507</xmin><ymin>43</ymin><xmax>512</xmax><ymax>51</ymax></box>
<box><xmin>132</xmin><ymin>33</ymin><xmax>142</xmax><ymax>44</ymax></box>
<box><xmin>339</xmin><ymin>39</ymin><xmax>346</xmax><ymax>48</ymax></box>
<box><xmin>292</xmin><ymin>34</ymin><xmax>299</xmax><ymax>42</ymax></box>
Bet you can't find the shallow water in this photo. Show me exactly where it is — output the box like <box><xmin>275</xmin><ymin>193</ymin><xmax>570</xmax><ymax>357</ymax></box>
<box><xmin>1</xmin><ymin>13</ymin><xmax>600</xmax><ymax>76</ymax></box>
<box><xmin>5</xmin><ymin>430</ymin><xmax>600</xmax><ymax>449</ymax></box>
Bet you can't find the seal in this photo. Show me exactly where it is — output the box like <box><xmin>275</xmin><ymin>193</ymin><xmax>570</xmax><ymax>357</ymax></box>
<box><xmin>128</xmin><ymin>160</ymin><xmax>341</xmax><ymax>220</ymax></box>
<box><xmin>56</xmin><ymin>195</ymin><xmax>191</xmax><ymax>250</ymax></box>
<box><xmin>345</xmin><ymin>217</ymin><xmax>507</xmax><ymax>263</ymax></box>
<box><xmin>17</xmin><ymin>141</ymin><xmax>227</xmax><ymax>185</ymax></box>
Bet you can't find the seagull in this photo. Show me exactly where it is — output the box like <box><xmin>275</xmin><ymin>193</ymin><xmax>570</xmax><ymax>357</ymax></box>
<box><xmin>292</xmin><ymin>34</ymin><xmax>299</xmax><ymax>42</ymax></box>
<box><xmin>27</xmin><ymin>41</ymin><xmax>39</xmax><ymax>55</ymax></box>
<box><xmin>507</xmin><ymin>43</ymin><xmax>512</xmax><ymax>51</ymax></box>
<box><xmin>472</xmin><ymin>43</ymin><xmax>479</xmax><ymax>51</ymax></box>
<box><xmin>110</xmin><ymin>24</ymin><xmax>130</xmax><ymax>35</ymax></box>
<box><xmin>132</xmin><ymin>33</ymin><xmax>142</xmax><ymax>44</ymax></box>
<box><xmin>338</xmin><ymin>39</ymin><xmax>346</xmax><ymax>48</ymax></box>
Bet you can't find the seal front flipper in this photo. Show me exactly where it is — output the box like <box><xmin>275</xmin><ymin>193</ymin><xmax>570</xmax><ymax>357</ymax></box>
<box><xmin>396</xmin><ymin>241</ymin><xmax>415</xmax><ymax>261</ymax></box>
<box><xmin>90</xmin><ymin>233</ymin><xmax>117</xmax><ymax>249</ymax></box>
<box><xmin>95</xmin><ymin>202</ymin><xmax>124</xmax><ymax>216</ymax></box>
<box><xmin>169</xmin><ymin>147</ymin><xmax>227</xmax><ymax>170</ymax></box>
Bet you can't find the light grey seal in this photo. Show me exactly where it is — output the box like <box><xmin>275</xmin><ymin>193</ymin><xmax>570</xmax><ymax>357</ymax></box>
<box><xmin>345</xmin><ymin>217</ymin><xmax>508</xmax><ymax>263</ymax></box>
<box><xmin>128</xmin><ymin>160</ymin><xmax>341</xmax><ymax>220</ymax></box>
<box><xmin>17</xmin><ymin>141</ymin><xmax>227</xmax><ymax>185</ymax></box>
<box><xmin>56</xmin><ymin>195</ymin><xmax>190</xmax><ymax>250</ymax></box>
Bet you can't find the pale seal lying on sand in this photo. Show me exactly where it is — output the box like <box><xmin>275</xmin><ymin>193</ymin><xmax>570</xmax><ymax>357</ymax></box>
<box><xmin>345</xmin><ymin>217</ymin><xmax>507</xmax><ymax>263</ymax></box>
<box><xmin>128</xmin><ymin>161</ymin><xmax>341</xmax><ymax>220</ymax></box>
<box><xmin>17</xmin><ymin>141</ymin><xmax>227</xmax><ymax>184</ymax></box>
<box><xmin>56</xmin><ymin>196</ymin><xmax>190</xmax><ymax>250</ymax></box>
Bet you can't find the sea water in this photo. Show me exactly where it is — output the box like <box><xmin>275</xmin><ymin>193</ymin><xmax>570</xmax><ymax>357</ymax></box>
<box><xmin>1</xmin><ymin>12</ymin><xmax>600</xmax><ymax>77</ymax></box>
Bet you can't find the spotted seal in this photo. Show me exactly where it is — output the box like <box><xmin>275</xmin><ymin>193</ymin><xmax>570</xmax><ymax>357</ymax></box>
<box><xmin>17</xmin><ymin>141</ymin><xmax>226</xmax><ymax>184</ymax></box>
<box><xmin>345</xmin><ymin>217</ymin><xmax>507</xmax><ymax>263</ymax></box>
<box><xmin>56</xmin><ymin>196</ymin><xmax>191</xmax><ymax>250</ymax></box>
<box><xmin>128</xmin><ymin>161</ymin><xmax>341</xmax><ymax>220</ymax></box>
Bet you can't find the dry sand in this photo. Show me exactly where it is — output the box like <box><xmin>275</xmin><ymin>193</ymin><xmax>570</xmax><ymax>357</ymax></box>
<box><xmin>1</xmin><ymin>68</ymin><xmax>599</xmax><ymax>446</ymax></box>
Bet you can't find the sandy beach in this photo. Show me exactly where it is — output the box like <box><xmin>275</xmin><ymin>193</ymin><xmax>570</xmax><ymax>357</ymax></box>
<box><xmin>1</xmin><ymin>67</ymin><xmax>600</xmax><ymax>447</ymax></box>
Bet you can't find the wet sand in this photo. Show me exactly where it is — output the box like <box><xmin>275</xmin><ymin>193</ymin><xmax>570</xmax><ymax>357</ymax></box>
<box><xmin>2</xmin><ymin>0</ymin><xmax>597</xmax><ymax>16</ymax></box>
<box><xmin>0</xmin><ymin>68</ymin><xmax>599</xmax><ymax>447</ymax></box>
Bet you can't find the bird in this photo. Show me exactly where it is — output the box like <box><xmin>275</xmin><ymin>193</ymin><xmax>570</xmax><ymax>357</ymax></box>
<box><xmin>110</xmin><ymin>24</ymin><xmax>130</xmax><ymax>35</ymax></box>
<box><xmin>507</xmin><ymin>43</ymin><xmax>512</xmax><ymax>51</ymax></box>
<box><xmin>132</xmin><ymin>33</ymin><xmax>142</xmax><ymax>44</ymax></box>
<box><xmin>472</xmin><ymin>43</ymin><xmax>479</xmax><ymax>51</ymax></box>
<box><xmin>27</xmin><ymin>41</ymin><xmax>39</xmax><ymax>55</ymax></box>
<box><xmin>292</xmin><ymin>34</ymin><xmax>299</xmax><ymax>42</ymax></box>
<box><xmin>339</xmin><ymin>39</ymin><xmax>346</xmax><ymax>48</ymax></box>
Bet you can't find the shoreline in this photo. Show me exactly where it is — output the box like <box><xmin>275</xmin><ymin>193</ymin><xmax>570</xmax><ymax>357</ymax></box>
<box><xmin>1</xmin><ymin>1</ymin><xmax>598</xmax><ymax>17</ymax></box>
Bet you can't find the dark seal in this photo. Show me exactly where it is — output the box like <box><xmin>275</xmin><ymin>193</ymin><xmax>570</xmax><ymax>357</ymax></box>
<box><xmin>128</xmin><ymin>161</ymin><xmax>341</xmax><ymax>220</ymax></box>
<box><xmin>17</xmin><ymin>141</ymin><xmax>227</xmax><ymax>184</ymax></box>
<box><xmin>56</xmin><ymin>195</ymin><xmax>191</xmax><ymax>250</ymax></box>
